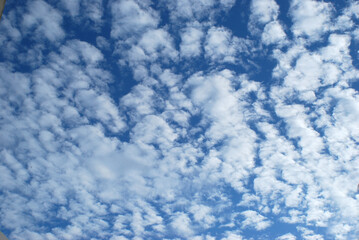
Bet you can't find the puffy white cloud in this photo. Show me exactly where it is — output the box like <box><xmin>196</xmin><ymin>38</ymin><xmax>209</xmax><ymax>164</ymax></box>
<box><xmin>241</xmin><ymin>210</ymin><xmax>272</xmax><ymax>230</ymax></box>
<box><xmin>163</xmin><ymin>0</ymin><xmax>235</xmax><ymax>23</ymax></box>
<box><xmin>2</xmin><ymin>0</ymin><xmax>359</xmax><ymax>239</ymax></box>
<box><xmin>221</xmin><ymin>232</ymin><xmax>243</xmax><ymax>240</ymax></box>
<box><xmin>250</xmin><ymin>0</ymin><xmax>279</xmax><ymax>24</ymax></box>
<box><xmin>75</xmin><ymin>89</ymin><xmax>126</xmax><ymax>132</ymax></box>
<box><xmin>111</xmin><ymin>0</ymin><xmax>159</xmax><ymax>39</ymax></box>
<box><xmin>276</xmin><ymin>233</ymin><xmax>296</xmax><ymax>240</ymax></box>
<box><xmin>261</xmin><ymin>21</ymin><xmax>287</xmax><ymax>45</ymax></box>
<box><xmin>189</xmin><ymin>204</ymin><xmax>215</xmax><ymax>228</ymax></box>
<box><xmin>290</xmin><ymin>0</ymin><xmax>333</xmax><ymax>41</ymax></box>
<box><xmin>0</xmin><ymin>12</ymin><xmax>22</xmax><ymax>58</ymax></box>
<box><xmin>22</xmin><ymin>0</ymin><xmax>65</xmax><ymax>42</ymax></box>
<box><xmin>170</xmin><ymin>212</ymin><xmax>193</xmax><ymax>237</ymax></box>
<box><xmin>131</xmin><ymin>114</ymin><xmax>177</xmax><ymax>147</ymax></box>
<box><xmin>297</xmin><ymin>227</ymin><xmax>324</xmax><ymax>240</ymax></box>
<box><xmin>186</xmin><ymin>70</ymin><xmax>258</xmax><ymax>191</ymax></box>
<box><xmin>180</xmin><ymin>26</ymin><xmax>204</xmax><ymax>58</ymax></box>
<box><xmin>60</xmin><ymin>0</ymin><xmax>80</xmax><ymax>17</ymax></box>
<box><xmin>320</xmin><ymin>34</ymin><xmax>351</xmax><ymax>63</ymax></box>
<box><xmin>96</xmin><ymin>36</ymin><xmax>110</xmax><ymax>50</ymax></box>
<box><xmin>121</xmin><ymin>84</ymin><xmax>156</xmax><ymax>117</ymax></box>
<box><xmin>138</xmin><ymin>28</ymin><xmax>178</xmax><ymax>61</ymax></box>
<box><xmin>283</xmin><ymin>53</ymin><xmax>322</xmax><ymax>92</ymax></box>
<box><xmin>81</xmin><ymin>0</ymin><xmax>104</xmax><ymax>25</ymax></box>
<box><xmin>204</xmin><ymin>27</ymin><xmax>238</xmax><ymax>63</ymax></box>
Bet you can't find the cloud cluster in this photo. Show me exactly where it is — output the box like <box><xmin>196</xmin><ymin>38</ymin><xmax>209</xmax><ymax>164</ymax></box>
<box><xmin>1</xmin><ymin>0</ymin><xmax>359</xmax><ymax>239</ymax></box>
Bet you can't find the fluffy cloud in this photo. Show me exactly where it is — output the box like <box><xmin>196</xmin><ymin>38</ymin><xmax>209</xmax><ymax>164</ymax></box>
<box><xmin>162</xmin><ymin>0</ymin><xmax>235</xmax><ymax>23</ymax></box>
<box><xmin>261</xmin><ymin>21</ymin><xmax>287</xmax><ymax>45</ymax></box>
<box><xmin>1</xmin><ymin>0</ymin><xmax>359</xmax><ymax>239</ymax></box>
<box><xmin>180</xmin><ymin>25</ymin><xmax>204</xmax><ymax>58</ymax></box>
<box><xmin>204</xmin><ymin>27</ymin><xmax>239</xmax><ymax>63</ymax></box>
<box><xmin>290</xmin><ymin>0</ymin><xmax>333</xmax><ymax>41</ymax></box>
<box><xmin>276</xmin><ymin>233</ymin><xmax>297</xmax><ymax>240</ymax></box>
<box><xmin>241</xmin><ymin>210</ymin><xmax>272</xmax><ymax>230</ymax></box>
<box><xmin>250</xmin><ymin>0</ymin><xmax>279</xmax><ymax>24</ymax></box>
<box><xmin>111</xmin><ymin>0</ymin><xmax>159</xmax><ymax>39</ymax></box>
<box><xmin>22</xmin><ymin>0</ymin><xmax>65</xmax><ymax>42</ymax></box>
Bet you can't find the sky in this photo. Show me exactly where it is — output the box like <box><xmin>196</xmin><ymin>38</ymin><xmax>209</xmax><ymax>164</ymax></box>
<box><xmin>0</xmin><ymin>0</ymin><xmax>359</xmax><ymax>239</ymax></box>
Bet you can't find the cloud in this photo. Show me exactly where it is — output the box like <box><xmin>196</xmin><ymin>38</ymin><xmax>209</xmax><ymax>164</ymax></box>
<box><xmin>221</xmin><ymin>232</ymin><xmax>243</xmax><ymax>240</ymax></box>
<box><xmin>81</xmin><ymin>0</ymin><xmax>103</xmax><ymax>25</ymax></box>
<box><xmin>59</xmin><ymin>0</ymin><xmax>103</xmax><ymax>30</ymax></box>
<box><xmin>276</xmin><ymin>233</ymin><xmax>297</xmax><ymax>240</ymax></box>
<box><xmin>204</xmin><ymin>27</ymin><xmax>238</xmax><ymax>63</ymax></box>
<box><xmin>163</xmin><ymin>0</ymin><xmax>235</xmax><ymax>23</ymax></box>
<box><xmin>22</xmin><ymin>0</ymin><xmax>65</xmax><ymax>42</ymax></box>
<box><xmin>0</xmin><ymin>12</ymin><xmax>22</xmax><ymax>58</ymax></box>
<box><xmin>241</xmin><ymin>210</ymin><xmax>272</xmax><ymax>230</ymax></box>
<box><xmin>60</xmin><ymin>0</ymin><xmax>80</xmax><ymax>17</ymax></box>
<box><xmin>111</xmin><ymin>0</ymin><xmax>159</xmax><ymax>39</ymax></box>
<box><xmin>297</xmin><ymin>227</ymin><xmax>324</xmax><ymax>240</ymax></box>
<box><xmin>170</xmin><ymin>212</ymin><xmax>193</xmax><ymax>237</ymax></box>
<box><xmin>189</xmin><ymin>204</ymin><xmax>215</xmax><ymax>228</ymax></box>
<box><xmin>290</xmin><ymin>0</ymin><xmax>333</xmax><ymax>41</ymax></box>
<box><xmin>261</xmin><ymin>20</ymin><xmax>287</xmax><ymax>45</ymax></box>
<box><xmin>137</xmin><ymin>28</ymin><xmax>178</xmax><ymax>61</ymax></box>
<box><xmin>131</xmin><ymin>114</ymin><xmax>177</xmax><ymax>147</ymax></box>
<box><xmin>1</xmin><ymin>0</ymin><xmax>359</xmax><ymax>239</ymax></box>
<box><xmin>96</xmin><ymin>36</ymin><xmax>111</xmax><ymax>50</ymax></box>
<box><xmin>180</xmin><ymin>25</ymin><xmax>204</xmax><ymax>58</ymax></box>
<box><xmin>250</xmin><ymin>0</ymin><xmax>279</xmax><ymax>24</ymax></box>
<box><xmin>75</xmin><ymin>89</ymin><xmax>126</xmax><ymax>132</ymax></box>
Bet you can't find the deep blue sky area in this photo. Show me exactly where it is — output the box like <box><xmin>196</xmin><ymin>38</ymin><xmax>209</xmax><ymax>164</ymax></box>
<box><xmin>0</xmin><ymin>0</ymin><xmax>359</xmax><ymax>239</ymax></box>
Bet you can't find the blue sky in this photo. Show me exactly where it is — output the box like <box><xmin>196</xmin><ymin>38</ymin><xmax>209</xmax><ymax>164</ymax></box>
<box><xmin>1</xmin><ymin>0</ymin><xmax>359</xmax><ymax>239</ymax></box>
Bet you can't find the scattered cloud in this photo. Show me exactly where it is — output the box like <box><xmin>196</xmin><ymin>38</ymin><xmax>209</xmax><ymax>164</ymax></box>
<box><xmin>22</xmin><ymin>0</ymin><xmax>65</xmax><ymax>42</ymax></box>
<box><xmin>290</xmin><ymin>0</ymin><xmax>333</xmax><ymax>41</ymax></box>
<box><xmin>1</xmin><ymin>0</ymin><xmax>359</xmax><ymax>239</ymax></box>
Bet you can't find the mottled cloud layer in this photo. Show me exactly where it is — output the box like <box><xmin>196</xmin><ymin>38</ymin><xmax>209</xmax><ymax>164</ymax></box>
<box><xmin>1</xmin><ymin>0</ymin><xmax>359</xmax><ymax>239</ymax></box>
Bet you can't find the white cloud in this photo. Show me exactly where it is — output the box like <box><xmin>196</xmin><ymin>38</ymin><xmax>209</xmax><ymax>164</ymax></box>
<box><xmin>82</xmin><ymin>0</ymin><xmax>103</xmax><ymax>25</ymax></box>
<box><xmin>111</xmin><ymin>0</ymin><xmax>159</xmax><ymax>39</ymax></box>
<box><xmin>2</xmin><ymin>0</ymin><xmax>359</xmax><ymax>239</ymax></box>
<box><xmin>180</xmin><ymin>26</ymin><xmax>204</xmax><ymax>58</ymax></box>
<box><xmin>60</xmin><ymin>0</ymin><xmax>103</xmax><ymax>30</ymax></box>
<box><xmin>221</xmin><ymin>232</ymin><xmax>243</xmax><ymax>240</ymax></box>
<box><xmin>204</xmin><ymin>27</ymin><xmax>238</xmax><ymax>63</ymax></box>
<box><xmin>283</xmin><ymin>53</ymin><xmax>322</xmax><ymax>92</ymax></box>
<box><xmin>170</xmin><ymin>212</ymin><xmax>193</xmax><ymax>237</ymax></box>
<box><xmin>275</xmin><ymin>104</ymin><xmax>324</xmax><ymax>157</ymax></box>
<box><xmin>0</xmin><ymin>12</ymin><xmax>22</xmax><ymax>58</ymax></box>
<box><xmin>96</xmin><ymin>36</ymin><xmax>110</xmax><ymax>50</ymax></box>
<box><xmin>186</xmin><ymin>70</ymin><xmax>258</xmax><ymax>191</ymax></box>
<box><xmin>297</xmin><ymin>227</ymin><xmax>324</xmax><ymax>240</ymax></box>
<box><xmin>241</xmin><ymin>210</ymin><xmax>272</xmax><ymax>230</ymax></box>
<box><xmin>138</xmin><ymin>28</ymin><xmax>178</xmax><ymax>61</ymax></box>
<box><xmin>290</xmin><ymin>0</ymin><xmax>332</xmax><ymax>41</ymax></box>
<box><xmin>189</xmin><ymin>204</ymin><xmax>215</xmax><ymax>228</ymax></box>
<box><xmin>75</xmin><ymin>89</ymin><xmax>126</xmax><ymax>132</ymax></box>
<box><xmin>329</xmin><ymin>223</ymin><xmax>353</xmax><ymax>240</ymax></box>
<box><xmin>121</xmin><ymin>84</ymin><xmax>155</xmax><ymax>117</ymax></box>
<box><xmin>131</xmin><ymin>114</ymin><xmax>177</xmax><ymax>148</ymax></box>
<box><xmin>163</xmin><ymin>0</ymin><xmax>235</xmax><ymax>23</ymax></box>
<box><xmin>60</xmin><ymin>0</ymin><xmax>81</xmax><ymax>17</ymax></box>
<box><xmin>250</xmin><ymin>0</ymin><xmax>279</xmax><ymax>24</ymax></box>
<box><xmin>22</xmin><ymin>0</ymin><xmax>65</xmax><ymax>42</ymax></box>
<box><xmin>261</xmin><ymin>21</ymin><xmax>287</xmax><ymax>45</ymax></box>
<box><xmin>320</xmin><ymin>34</ymin><xmax>351</xmax><ymax>64</ymax></box>
<box><xmin>276</xmin><ymin>233</ymin><xmax>296</xmax><ymax>240</ymax></box>
<box><xmin>272</xmin><ymin>44</ymin><xmax>307</xmax><ymax>79</ymax></box>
